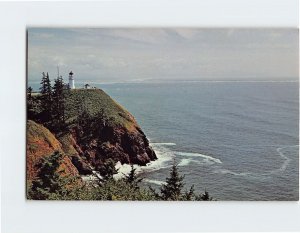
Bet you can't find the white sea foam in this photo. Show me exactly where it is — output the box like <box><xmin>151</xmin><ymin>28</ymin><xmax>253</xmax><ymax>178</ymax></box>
<box><xmin>276</xmin><ymin>147</ymin><xmax>291</xmax><ymax>172</ymax></box>
<box><xmin>178</xmin><ymin>158</ymin><xmax>192</xmax><ymax>166</ymax></box>
<box><xmin>270</xmin><ymin>145</ymin><xmax>299</xmax><ymax>174</ymax></box>
<box><xmin>113</xmin><ymin>142</ymin><xmax>175</xmax><ymax>179</ymax></box>
<box><xmin>214</xmin><ymin>145</ymin><xmax>299</xmax><ymax>178</ymax></box>
<box><xmin>114</xmin><ymin>143</ymin><xmax>223</xmax><ymax>180</ymax></box>
<box><xmin>215</xmin><ymin>169</ymin><xmax>249</xmax><ymax>176</ymax></box>
<box><xmin>143</xmin><ymin>179</ymin><xmax>166</xmax><ymax>186</ymax></box>
<box><xmin>114</xmin><ymin>162</ymin><xmax>136</xmax><ymax>180</ymax></box>
<box><xmin>178</xmin><ymin>158</ymin><xmax>200</xmax><ymax>166</ymax></box>
<box><xmin>150</xmin><ymin>142</ymin><xmax>176</xmax><ymax>146</ymax></box>
<box><xmin>175</xmin><ymin>151</ymin><xmax>222</xmax><ymax>164</ymax></box>
<box><xmin>113</xmin><ymin>143</ymin><xmax>298</xmax><ymax>184</ymax></box>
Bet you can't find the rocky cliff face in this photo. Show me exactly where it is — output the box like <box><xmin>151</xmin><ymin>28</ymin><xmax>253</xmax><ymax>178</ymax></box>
<box><xmin>26</xmin><ymin>120</ymin><xmax>79</xmax><ymax>182</ymax></box>
<box><xmin>70</xmin><ymin>120</ymin><xmax>156</xmax><ymax>169</ymax></box>
<box><xmin>27</xmin><ymin>89</ymin><xmax>157</xmax><ymax>179</ymax></box>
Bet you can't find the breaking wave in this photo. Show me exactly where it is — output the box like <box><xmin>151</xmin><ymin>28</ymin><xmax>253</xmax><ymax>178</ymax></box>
<box><xmin>114</xmin><ymin>141</ymin><xmax>224</xmax><ymax>181</ymax></box>
<box><xmin>175</xmin><ymin>151</ymin><xmax>222</xmax><ymax>164</ymax></box>
<box><xmin>178</xmin><ymin>158</ymin><xmax>202</xmax><ymax>166</ymax></box>
<box><xmin>114</xmin><ymin>141</ymin><xmax>298</xmax><ymax>182</ymax></box>
<box><xmin>113</xmin><ymin>142</ymin><xmax>175</xmax><ymax>179</ymax></box>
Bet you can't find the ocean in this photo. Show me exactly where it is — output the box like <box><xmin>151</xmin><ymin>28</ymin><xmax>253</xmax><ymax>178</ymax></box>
<box><xmin>100</xmin><ymin>81</ymin><xmax>299</xmax><ymax>201</ymax></box>
<box><xmin>29</xmin><ymin>81</ymin><xmax>299</xmax><ymax>200</ymax></box>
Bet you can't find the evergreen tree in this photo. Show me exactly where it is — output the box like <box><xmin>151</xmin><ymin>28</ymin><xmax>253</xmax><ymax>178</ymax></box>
<box><xmin>39</xmin><ymin>72</ymin><xmax>53</xmax><ymax>122</ymax></box>
<box><xmin>27</xmin><ymin>86</ymin><xmax>32</xmax><ymax>100</ymax></box>
<box><xmin>160</xmin><ymin>163</ymin><xmax>184</xmax><ymax>200</ymax></box>
<box><xmin>52</xmin><ymin>76</ymin><xmax>66</xmax><ymax>130</ymax></box>
<box><xmin>29</xmin><ymin>151</ymin><xmax>74</xmax><ymax>200</ymax></box>
<box><xmin>97</xmin><ymin>158</ymin><xmax>118</xmax><ymax>181</ymax></box>
<box><xmin>77</xmin><ymin>108</ymin><xmax>93</xmax><ymax>143</ymax></box>
<box><xmin>198</xmin><ymin>190</ymin><xmax>213</xmax><ymax>201</ymax></box>
<box><xmin>27</xmin><ymin>86</ymin><xmax>34</xmax><ymax>119</ymax></box>
<box><xmin>92</xmin><ymin>109</ymin><xmax>108</xmax><ymax>132</ymax></box>
<box><xmin>184</xmin><ymin>185</ymin><xmax>195</xmax><ymax>201</ymax></box>
<box><xmin>123</xmin><ymin>165</ymin><xmax>143</xmax><ymax>190</ymax></box>
<box><xmin>148</xmin><ymin>162</ymin><xmax>213</xmax><ymax>201</ymax></box>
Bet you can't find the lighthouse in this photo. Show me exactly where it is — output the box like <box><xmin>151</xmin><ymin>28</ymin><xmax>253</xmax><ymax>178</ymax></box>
<box><xmin>69</xmin><ymin>71</ymin><xmax>75</xmax><ymax>89</ymax></box>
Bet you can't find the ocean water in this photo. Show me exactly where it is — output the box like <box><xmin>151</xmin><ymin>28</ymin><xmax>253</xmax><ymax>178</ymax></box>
<box><xmin>100</xmin><ymin>81</ymin><xmax>299</xmax><ymax>201</ymax></box>
<box><xmin>29</xmin><ymin>81</ymin><xmax>299</xmax><ymax>200</ymax></box>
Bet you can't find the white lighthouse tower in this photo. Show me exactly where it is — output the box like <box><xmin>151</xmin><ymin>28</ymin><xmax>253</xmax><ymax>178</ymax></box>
<box><xmin>69</xmin><ymin>71</ymin><xmax>75</xmax><ymax>89</ymax></box>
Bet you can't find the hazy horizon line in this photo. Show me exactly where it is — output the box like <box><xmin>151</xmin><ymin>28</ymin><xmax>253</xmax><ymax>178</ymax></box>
<box><xmin>28</xmin><ymin>78</ymin><xmax>299</xmax><ymax>86</ymax></box>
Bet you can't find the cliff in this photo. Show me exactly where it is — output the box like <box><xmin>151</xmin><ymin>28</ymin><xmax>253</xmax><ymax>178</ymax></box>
<box><xmin>27</xmin><ymin>89</ymin><xmax>157</xmax><ymax>179</ymax></box>
<box><xmin>62</xmin><ymin>89</ymin><xmax>157</xmax><ymax>171</ymax></box>
<box><xmin>26</xmin><ymin>120</ymin><xmax>79</xmax><ymax>181</ymax></box>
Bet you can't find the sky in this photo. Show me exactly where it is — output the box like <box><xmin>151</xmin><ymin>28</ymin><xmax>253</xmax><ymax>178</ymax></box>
<box><xmin>27</xmin><ymin>28</ymin><xmax>298</xmax><ymax>84</ymax></box>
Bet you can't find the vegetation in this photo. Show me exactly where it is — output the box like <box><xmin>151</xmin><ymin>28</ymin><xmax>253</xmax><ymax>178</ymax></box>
<box><xmin>85</xmin><ymin>179</ymin><xmax>155</xmax><ymax>201</ymax></box>
<box><xmin>160</xmin><ymin>163</ymin><xmax>184</xmax><ymax>200</ymax></box>
<box><xmin>27</xmin><ymin>152</ymin><xmax>212</xmax><ymax>201</ymax></box>
<box><xmin>28</xmin><ymin>72</ymin><xmax>67</xmax><ymax>131</ymax></box>
<box><xmin>76</xmin><ymin>108</ymin><xmax>109</xmax><ymax>146</ymax></box>
<box><xmin>51</xmin><ymin>76</ymin><xmax>66</xmax><ymax>131</ymax></box>
<box><xmin>26</xmin><ymin>72</ymin><xmax>213</xmax><ymax>201</ymax></box>
<box><xmin>123</xmin><ymin>165</ymin><xmax>143</xmax><ymax>190</ymax></box>
<box><xmin>96</xmin><ymin>158</ymin><xmax>119</xmax><ymax>181</ymax></box>
<box><xmin>39</xmin><ymin>72</ymin><xmax>53</xmax><ymax>123</ymax></box>
<box><xmin>27</xmin><ymin>86</ymin><xmax>32</xmax><ymax>100</ymax></box>
<box><xmin>28</xmin><ymin>151</ymin><xmax>80</xmax><ymax>200</ymax></box>
<box><xmin>64</xmin><ymin>88</ymin><xmax>135</xmax><ymax>130</ymax></box>
<box><xmin>28</xmin><ymin>75</ymin><xmax>136</xmax><ymax>132</ymax></box>
<box><xmin>149</xmin><ymin>163</ymin><xmax>213</xmax><ymax>201</ymax></box>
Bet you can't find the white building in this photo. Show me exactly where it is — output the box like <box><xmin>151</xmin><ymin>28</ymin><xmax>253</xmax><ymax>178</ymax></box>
<box><xmin>69</xmin><ymin>71</ymin><xmax>75</xmax><ymax>89</ymax></box>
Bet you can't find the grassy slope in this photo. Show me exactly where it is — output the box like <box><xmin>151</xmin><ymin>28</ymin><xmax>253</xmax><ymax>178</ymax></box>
<box><xmin>65</xmin><ymin>89</ymin><xmax>137</xmax><ymax>131</ymax></box>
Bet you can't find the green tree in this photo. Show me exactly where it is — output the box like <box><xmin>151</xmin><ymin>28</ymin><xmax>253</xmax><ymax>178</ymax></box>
<box><xmin>88</xmin><ymin>179</ymin><xmax>155</xmax><ymax>201</ymax></box>
<box><xmin>123</xmin><ymin>165</ymin><xmax>143</xmax><ymax>190</ymax></box>
<box><xmin>184</xmin><ymin>185</ymin><xmax>195</xmax><ymax>201</ymax></box>
<box><xmin>27</xmin><ymin>86</ymin><xmax>34</xmax><ymax>119</ymax></box>
<box><xmin>96</xmin><ymin>158</ymin><xmax>118</xmax><ymax>181</ymax></box>
<box><xmin>91</xmin><ymin>109</ymin><xmax>108</xmax><ymax>138</ymax></box>
<box><xmin>197</xmin><ymin>190</ymin><xmax>213</xmax><ymax>201</ymax></box>
<box><xmin>40</xmin><ymin>72</ymin><xmax>52</xmax><ymax>96</ymax></box>
<box><xmin>160</xmin><ymin>163</ymin><xmax>185</xmax><ymax>200</ymax></box>
<box><xmin>39</xmin><ymin>72</ymin><xmax>52</xmax><ymax>122</ymax></box>
<box><xmin>148</xmin><ymin>162</ymin><xmax>213</xmax><ymax>201</ymax></box>
<box><xmin>52</xmin><ymin>76</ymin><xmax>66</xmax><ymax>130</ymax></box>
<box><xmin>28</xmin><ymin>151</ymin><xmax>77</xmax><ymax>200</ymax></box>
<box><xmin>76</xmin><ymin>108</ymin><xmax>94</xmax><ymax>144</ymax></box>
<box><xmin>27</xmin><ymin>86</ymin><xmax>33</xmax><ymax>100</ymax></box>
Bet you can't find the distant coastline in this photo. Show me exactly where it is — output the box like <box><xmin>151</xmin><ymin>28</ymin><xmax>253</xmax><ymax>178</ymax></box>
<box><xmin>28</xmin><ymin>79</ymin><xmax>299</xmax><ymax>92</ymax></box>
